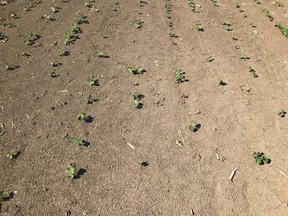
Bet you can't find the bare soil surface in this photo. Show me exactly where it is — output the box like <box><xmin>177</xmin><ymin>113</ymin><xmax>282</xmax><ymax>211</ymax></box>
<box><xmin>1</xmin><ymin>0</ymin><xmax>288</xmax><ymax>215</ymax></box>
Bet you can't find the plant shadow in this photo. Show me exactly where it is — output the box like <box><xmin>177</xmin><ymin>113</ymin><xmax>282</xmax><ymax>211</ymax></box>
<box><xmin>3</xmin><ymin>192</ymin><xmax>14</xmax><ymax>201</ymax></box>
<box><xmin>85</xmin><ymin>116</ymin><xmax>94</xmax><ymax>123</ymax></box>
<box><xmin>75</xmin><ymin>168</ymin><xmax>86</xmax><ymax>179</ymax></box>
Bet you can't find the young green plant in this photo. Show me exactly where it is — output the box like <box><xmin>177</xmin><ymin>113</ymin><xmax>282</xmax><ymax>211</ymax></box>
<box><xmin>132</xmin><ymin>91</ymin><xmax>140</xmax><ymax>109</ymax></box>
<box><xmin>6</xmin><ymin>150</ymin><xmax>14</xmax><ymax>159</ymax></box>
<box><xmin>78</xmin><ymin>112</ymin><xmax>87</xmax><ymax>121</ymax></box>
<box><xmin>176</xmin><ymin>69</ymin><xmax>185</xmax><ymax>83</ymax></box>
<box><xmin>278</xmin><ymin>109</ymin><xmax>286</xmax><ymax>118</ymax></box>
<box><xmin>85</xmin><ymin>95</ymin><xmax>93</xmax><ymax>104</ymax></box>
<box><xmin>262</xmin><ymin>8</ymin><xmax>273</xmax><ymax>21</ymax></box>
<box><xmin>69</xmin><ymin>137</ymin><xmax>85</xmax><ymax>146</ymax></box>
<box><xmin>134</xmin><ymin>20</ymin><xmax>143</xmax><ymax>28</ymax></box>
<box><xmin>87</xmin><ymin>75</ymin><xmax>97</xmax><ymax>85</ymax></box>
<box><xmin>194</xmin><ymin>21</ymin><xmax>204</xmax><ymax>31</ymax></box>
<box><xmin>253</xmin><ymin>152</ymin><xmax>271</xmax><ymax>165</ymax></box>
<box><xmin>67</xmin><ymin>164</ymin><xmax>76</xmax><ymax>179</ymax></box>
<box><xmin>188</xmin><ymin>120</ymin><xmax>199</xmax><ymax>132</ymax></box>
<box><xmin>128</xmin><ymin>66</ymin><xmax>141</xmax><ymax>75</ymax></box>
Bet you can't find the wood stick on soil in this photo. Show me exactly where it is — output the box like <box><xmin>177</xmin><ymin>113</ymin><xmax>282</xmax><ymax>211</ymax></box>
<box><xmin>127</xmin><ymin>142</ymin><xmax>135</xmax><ymax>149</ymax></box>
<box><xmin>190</xmin><ymin>208</ymin><xmax>195</xmax><ymax>215</ymax></box>
<box><xmin>178</xmin><ymin>130</ymin><xmax>185</xmax><ymax>143</ymax></box>
<box><xmin>280</xmin><ymin>171</ymin><xmax>288</xmax><ymax>179</ymax></box>
<box><xmin>229</xmin><ymin>167</ymin><xmax>238</xmax><ymax>182</ymax></box>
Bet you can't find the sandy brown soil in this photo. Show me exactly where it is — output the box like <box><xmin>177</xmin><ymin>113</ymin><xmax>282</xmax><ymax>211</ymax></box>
<box><xmin>1</xmin><ymin>0</ymin><xmax>288</xmax><ymax>215</ymax></box>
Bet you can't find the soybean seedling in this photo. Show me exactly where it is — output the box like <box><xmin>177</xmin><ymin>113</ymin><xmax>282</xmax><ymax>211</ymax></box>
<box><xmin>235</xmin><ymin>2</ymin><xmax>240</xmax><ymax>8</ymax></box>
<box><xmin>41</xmin><ymin>15</ymin><xmax>54</xmax><ymax>21</ymax></box>
<box><xmin>165</xmin><ymin>3</ymin><xmax>172</xmax><ymax>13</ymax></box>
<box><xmin>211</xmin><ymin>0</ymin><xmax>218</xmax><ymax>6</ymax></box>
<box><xmin>78</xmin><ymin>112</ymin><xmax>87</xmax><ymax>121</ymax></box>
<box><xmin>176</xmin><ymin>69</ymin><xmax>185</xmax><ymax>83</ymax></box>
<box><xmin>49</xmin><ymin>71</ymin><xmax>58</xmax><ymax>78</ymax></box>
<box><xmin>6</xmin><ymin>150</ymin><xmax>14</xmax><ymax>159</ymax></box>
<box><xmin>138</xmin><ymin>0</ymin><xmax>148</xmax><ymax>7</ymax></box>
<box><xmin>23</xmin><ymin>31</ymin><xmax>38</xmax><ymax>45</ymax></box>
<box><xmin>4</xmin><ymin>61</ymin><xmax>13</xmax><ymax>70</ymax></box>
<box><xmin>64</xmin><ymin>31</ymin><xmax>75</xmax><ymax>45</ymax></box>
<box><xmin>249</xmin><ymin>66</ymin><xmax>258</xmax><ymax>77</ymax></box>
<box><xmin>0</xmin><ymin>190</ymin><xmax>7</xmax><ymax>210</ymax></box>
<box><xmin>275</xmin><ymin>22</ymin><xmax>288</xmax><ymax>37</ymax></box>
<box><xmin>85</xmin><ymin>95</ymin><xmax>93</xmax><ymax>104</ymax></box>
<box><xmin>273</xmin><ymin>1</ymin><xmax>284</xmax><ymax>7</ymax></box>
<box><xmin>188</xmin><ymin>120</ymin><xmax>200</xmax><ymax>132</ymax></box>
<box><xmin>253</xmin><ymin>152</ymin><xmax>271</xmax><ymax>165</ymax></box>
<box><xmin>187</xmin><ymin>0</ymin><xmax>196</xmax><ymax>12</ymax></box>
<box><xmin>128</xmin><ymin>66</ymin><xmax>141</xmax><ymax>75</ymax></box>
<box><xmin>67</xmin><ymin>164</ymin><xmax>76</xmax><ymax>179</ymax></box>
<box><xmin>57</xmin><ymin>48</ymin><xmax>67</xmax><ymax>56</ymax></box>
<box><xmin>278</xmin><ymin>109</ymin><xmax>286</xmax><ymax>118</ymax></box>
<box><xmin>168</xmin><ymin>31</ymin><xmax>177</xmax><ymax>38</ymax></box>
<box><xmin>218</xmin><ymin>79</ymin><xmax>226</xmax><ymax>86</ymax></box>
<box><xmin>134</xmin><ymin>20</ymin><xmax>143</xmax><ymax>28</ymax></box>
<box><xmin>262</xmin><ymin>8</ymin><xmax>273</xmax><ymax>21</ymax></box>
<box><xmin>87</xmin><ymin>75</ymin><xmax>98</xmax><ymax>86</ymax></box>
<box><xmin>11</xmin><ymin>11</ymin><xmax>17</xmax><ymax>19</ymax></box>
<box><xmin>132</xmin><ymin>91</ymin><xmax>141</xmax><ymax>109</ymax></box>
<box><xmin>70</xmin><ymin>23</ymin><xmax>80</xmax><ymax>33</ymax></box>
<box><xmin>240</xmin><ymin>53</ymin><xmax>250</xmax><ymax>60</ymax></box>
<box><xmin>95</xmin><ymin>51</ymin><xmax>104</xmax><ymax>57</ymax></box>
<box><xmin>75</xmin><ymin>12</ymin><xmax>86</xmax><ymax>24</ymax></box>
<box><xmin>51</xmin><ymin>5</ymin><xmax>58</xmax><ymax>13</ymax></box>
<box><xmin>138</xmin><ymin>160</ymin><xmax>149</xmax><ymax>166</ymax></box>
<box><xmin>194</xmin><ymin>21</ymin><xmax>204</xmax><ymax>31</ymax></box>
<box><xmin>69</xmin><ymin>137</ymin><xmax>85</xmax><ymax>146</ymax></box>
<box><xmin>207</xmin><ymin>56</ymin><xmax>214</xmax><ymax>62</ymax></box>
<box><xmin>51</xmin><ymin>61</ymin><xmax>59</xmax><ymax>67</ymax></box>
<box><xmin>2</xmin><ymin>22</ymin><xmax>13</xmax><ymax>29</ymax></box>
<box><xmin>85</xmin><ymin>0</ymin><xmax>92</xmax><ymax>7</ymax></box>
<box><xmin>223</xmin><ymin>21</ymin><xmax>233</xmax><ymax>31</ymax></box>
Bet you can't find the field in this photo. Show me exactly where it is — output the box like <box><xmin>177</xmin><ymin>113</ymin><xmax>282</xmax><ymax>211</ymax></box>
<box><xmin>1</xmin><ymin>0</ymin><xmax>288</xmax><ymax>215</ymax></box>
